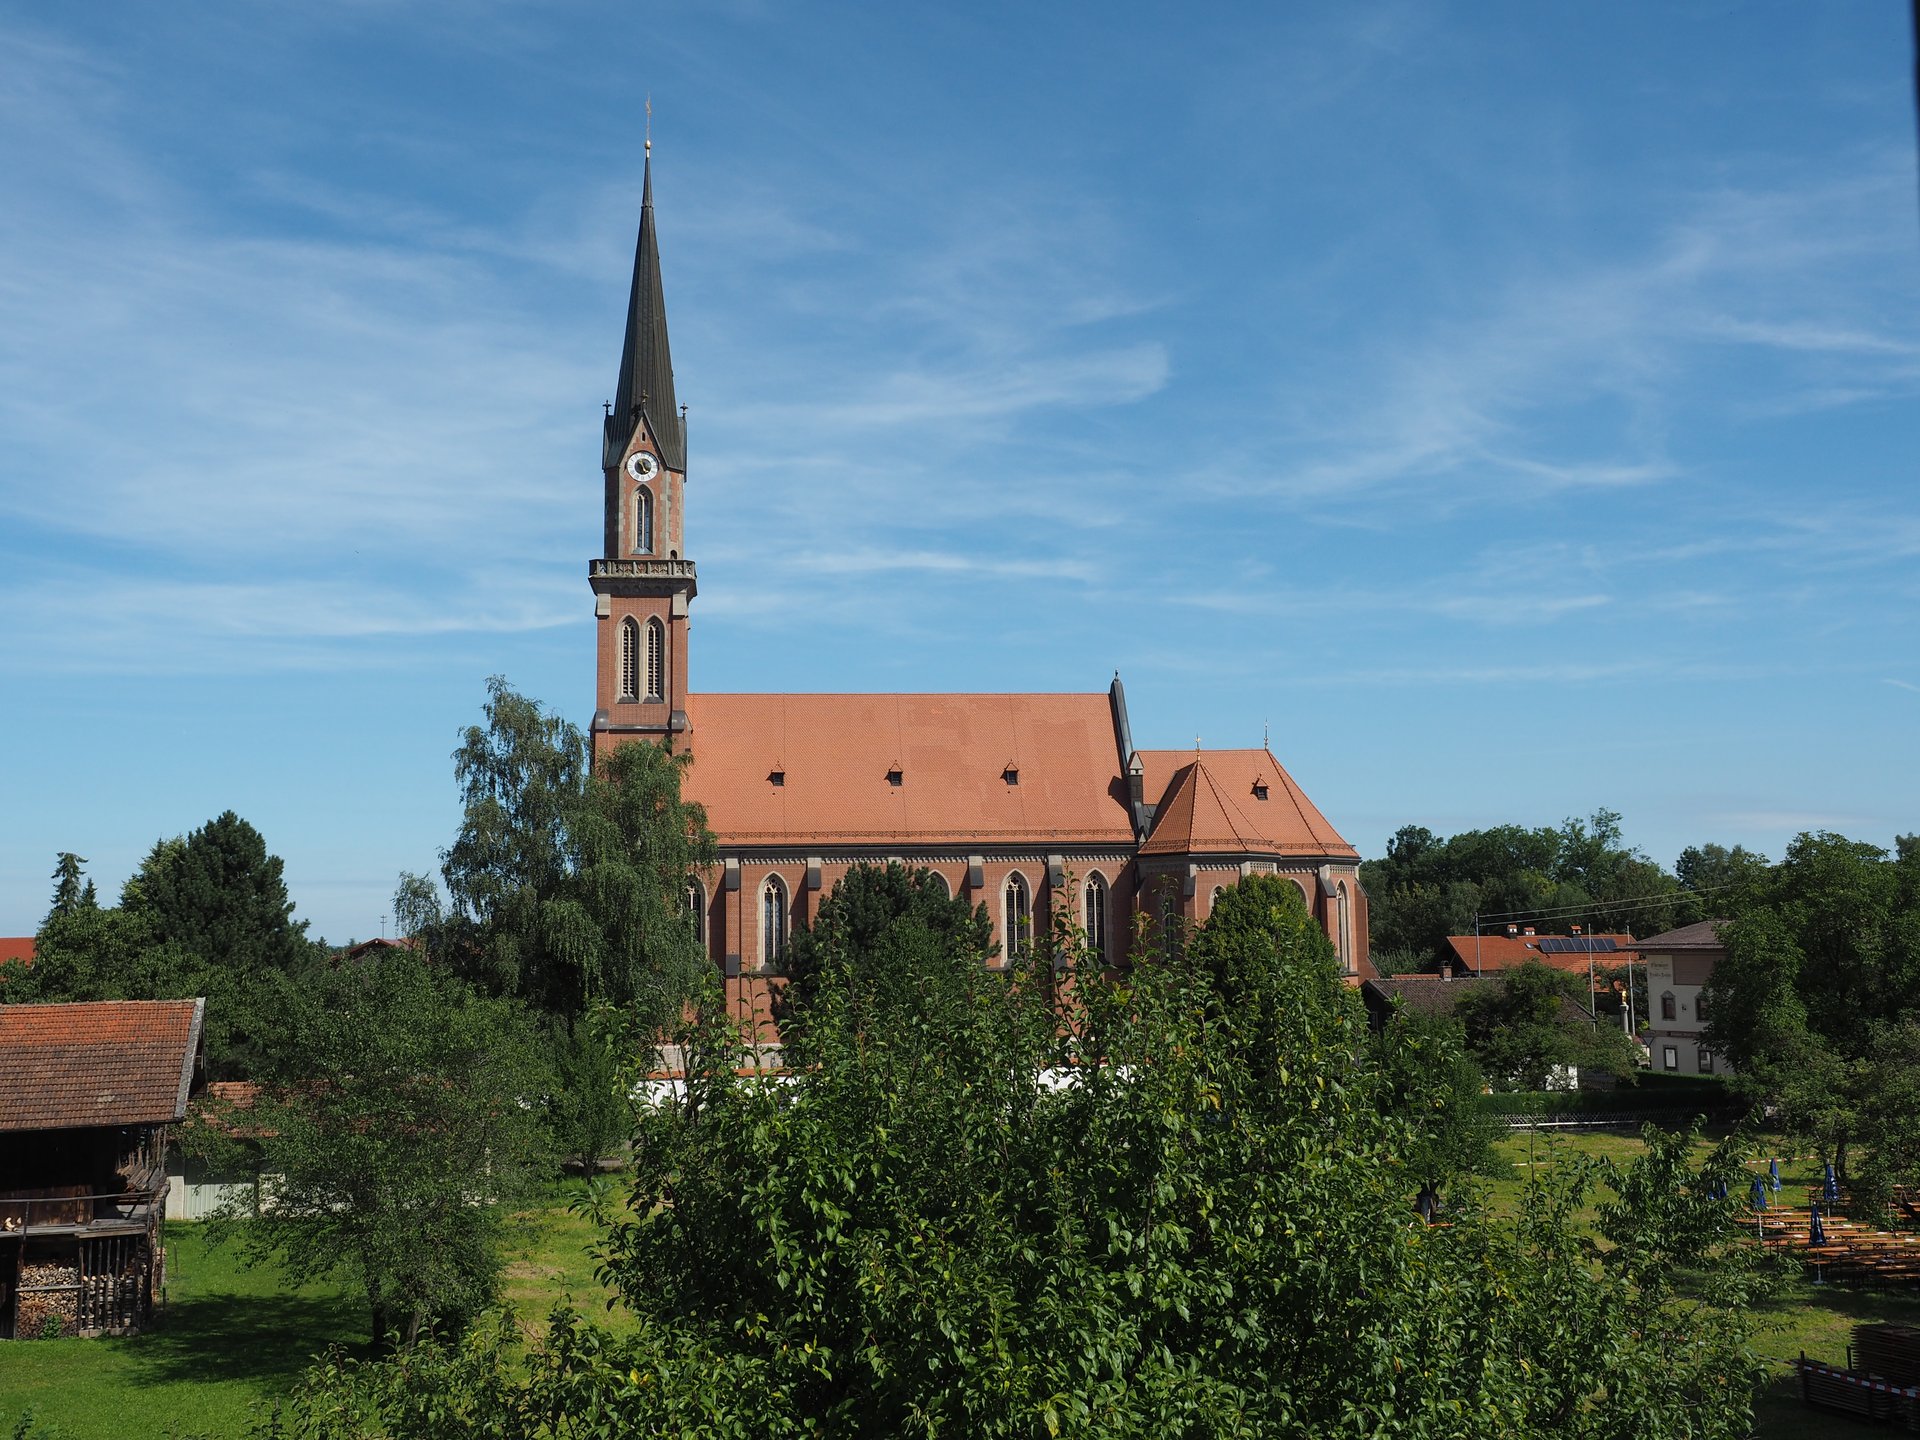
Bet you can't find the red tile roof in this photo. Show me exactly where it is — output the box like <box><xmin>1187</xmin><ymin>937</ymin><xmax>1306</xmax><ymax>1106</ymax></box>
<box><xmin>1139</xmin><ymin>759</ymin><xmax>1268</xmax><ymax>856</ymax></box>
<box><xmin>684</xmin><ymin>693</ymin><xmax>1136</xmax><ymax>846</ymax></box>
<box><xmin>1443</xmin><ymin>933</ymin><xmax>1640</xmax><ymax>975</ymax></box>
<box><xmin>0</xmin><ymin>937</ymin><xmax>35</xmax><ymax>967</ymax></box>
<box><xmin>1138</xmin><ymin>748</ymin><xmax>1357</xmax><ymax>859</ymax></box>
<box><xmin>0</xmin><ymin>999</ymin><xmax>204</xmax><ymax>1132</ymax></box>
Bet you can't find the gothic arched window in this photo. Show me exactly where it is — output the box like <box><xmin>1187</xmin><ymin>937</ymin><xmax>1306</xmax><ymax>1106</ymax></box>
<box><xmin>1083</xmin><ymin>872</ymin><xmax>1107</xmax><ymax>962</ymax></box>
<box><xmin>926</xmin><ymin>870</ymin><xmax>952</xmax><ymax>900</ymax></box>
<box><xmin>1004</xmin><ymin>872</ymin><xmax>1030</xmax><ymax>961</ymax></box>
<box><xmin>1337</xmin><ymin>882</ymin><xmax>1353</xmax><ymax>973</ymax></box>
<box><xmin>618</xmin><ymin>617</ymin><xmax>640</xmax><ymax>702</ymax></box>
<box><xmin>645</xmin><ymin>618</ymin><xmax>665</xmax><ymax>702</ymax></box>
<box><xmin>635</xmin><ymin>487</ymin><xmax>654</xmax><ymax>554</ymax></box>
<box><xmin>761</xmin><ymin>875</ymin><xmax>788</xmax><ymax>970</ymax></box>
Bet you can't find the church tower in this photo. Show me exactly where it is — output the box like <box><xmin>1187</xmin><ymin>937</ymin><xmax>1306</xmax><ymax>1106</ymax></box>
<box><xmin>591</xmin><ymin>152</ymin><xmax>694</xmax><ymax>751</ymax></box>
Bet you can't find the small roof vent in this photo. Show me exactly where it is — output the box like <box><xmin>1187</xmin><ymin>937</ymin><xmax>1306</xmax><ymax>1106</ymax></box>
<box><xmin>886</xmin><ymin>763</ymin><xmax>903</xmax><ymax>786</ymax></box>
<box><xmin>768</xmin><ymin>765</ymin><xmax>785</xmax><ymax>787</ymax></box>
<box><xmin>1251</xmin><ymin>778</ymin><xmax>1270</xmax><ymax>800</ymax></box>
<box><xmin>1002</xmin><ymin>762</ymin><xmax>1020</xmax><ymax>786</ymax></box>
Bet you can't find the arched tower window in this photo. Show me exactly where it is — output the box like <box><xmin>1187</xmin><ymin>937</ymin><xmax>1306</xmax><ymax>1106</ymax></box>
<box><xmin>761</xmin><ymin>875</ymin><xmax>788</xmax><ymax>970</ymax></box>
<box><xmin>635</xmin><ymin>487</ymin><xmax>654</xmax><ymax>554</ymax></box>
<box><xmin>645</xmin><ymin>618</ymin><xmax>665</xmax><ymax>702</ymax></box>
<box><xmin>926</xmin><ymin>870</ymin><xmax>952</xmax><ymax>900</ymax></box>
<box><xmin>1210</xmin><ymin>885</ymin><xmax>1226</xmax><ymax>912</ymax></box>
<box><xmin>618</xmin><ymin>617</ymin><xmax>640</xmax><ymax>702</ymax></box>
<box><xmin>685</xmin><ymin>877</ymin><xmax>706</xmax><ymax>946</ymax></box>
<box><xmin>1083</xmin><ymin>872</ymin><xmax>1107</xmax><ymax>961</ymax></box>
<box><xmin>1004</xmin><ymin>872</ymin><xmax>1030</xmax><ymax>961</ymax></box>
<box><xmin>1337</xmin><ymin>882</ymin><xmax>1353</xmax><ymax>974</ymax></box>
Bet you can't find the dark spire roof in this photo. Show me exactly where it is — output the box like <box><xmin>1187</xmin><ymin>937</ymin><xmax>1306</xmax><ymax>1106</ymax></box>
<box><xmin>604</xmin><ymin>155</ymin><xmax>685</xmax><ymax>472</ymax></box>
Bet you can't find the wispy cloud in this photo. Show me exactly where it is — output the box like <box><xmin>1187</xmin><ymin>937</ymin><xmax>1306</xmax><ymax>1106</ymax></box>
<box><xmin>1224</xmin><ymin>155</ymin><xmax>1920</xmax><ymax>510</ymax></box>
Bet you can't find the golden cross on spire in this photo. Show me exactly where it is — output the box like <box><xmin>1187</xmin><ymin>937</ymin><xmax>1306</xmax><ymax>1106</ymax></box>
<box><xmin>645</xmin><ymin>95</ymin><xmax>652</xmax><ymax>155</ymax></box>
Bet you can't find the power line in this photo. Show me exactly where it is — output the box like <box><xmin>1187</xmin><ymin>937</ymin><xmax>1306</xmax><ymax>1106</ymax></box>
<box><xmin>1473</xmin><ymin>880</ymin><xmax>1741</xmax><ymax>928</ymax></box>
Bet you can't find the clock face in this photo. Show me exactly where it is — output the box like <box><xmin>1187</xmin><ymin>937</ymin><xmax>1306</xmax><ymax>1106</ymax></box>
<box><xmin>625</xmin><ymin>451</ymin><xmax>659</xmax><ymax>482</ymax></box>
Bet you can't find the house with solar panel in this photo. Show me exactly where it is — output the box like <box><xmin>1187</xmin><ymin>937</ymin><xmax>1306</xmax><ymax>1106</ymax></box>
<box><xmin>1441</xmin><ymin>927</ymin><xmax>1641</xmax><ymax>980</ymax></box>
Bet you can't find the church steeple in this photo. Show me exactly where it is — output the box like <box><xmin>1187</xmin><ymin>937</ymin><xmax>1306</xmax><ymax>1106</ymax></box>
<box><xmin>603</xmin><ymin>154</ymin><xmax>686</xmax><ymax>472</ymax></box>
<box><xmin>590</xmin><ymin>151</ymin><xmax>696</xmax><ymax>753</ymax></box>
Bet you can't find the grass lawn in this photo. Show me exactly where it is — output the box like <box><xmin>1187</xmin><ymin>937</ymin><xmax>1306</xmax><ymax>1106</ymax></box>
<box><xmin>0</xmin><ymin>1180</ymin><xmax>621</xmax><ymax>1440</ymax></box>
<box><xmin>7</xmin><ymin>1153</ymin><xmax>1917</xmax><ymax>1437</ymax></box>
<box><xmin>1489</xmin><ymin>1127</ymin><xmax>1920</xmax><ymax>1439</ymax></box>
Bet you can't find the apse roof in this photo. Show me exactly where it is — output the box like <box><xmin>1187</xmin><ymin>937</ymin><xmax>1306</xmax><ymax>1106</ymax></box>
<box><xmin>1137</xmin><ymin>747</ymin><xmax>1357</xmax><ymax>859</ymax></box>
<box><xmin>1138</xmin><ymin>759</ymin><xmax>1269</xmax><ymax>856</ymax></box>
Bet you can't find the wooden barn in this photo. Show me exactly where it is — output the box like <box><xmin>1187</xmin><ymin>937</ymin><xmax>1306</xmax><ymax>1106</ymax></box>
<box><xmin>0</xmin><ymin>998</ymin><xmax>204</xmax><ymax>1339</ymax></box>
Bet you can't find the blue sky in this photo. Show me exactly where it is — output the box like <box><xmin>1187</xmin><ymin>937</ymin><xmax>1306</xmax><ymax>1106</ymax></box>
<box><xmin>1</xmin><ymin>2</ymin><xmax>1916</xmax><ymax>941</ymax></box>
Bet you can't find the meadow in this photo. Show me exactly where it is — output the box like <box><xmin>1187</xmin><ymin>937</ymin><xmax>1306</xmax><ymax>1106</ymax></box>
<box><xmin>3</xmin><ymin>1147</ymin><xmax>1914</xmax><ymax>1438</ymax></box>
<box><xmin>0</xmin><ymin>1182</ymin><xmax>611</xmax><ymax>1440</ymax></box>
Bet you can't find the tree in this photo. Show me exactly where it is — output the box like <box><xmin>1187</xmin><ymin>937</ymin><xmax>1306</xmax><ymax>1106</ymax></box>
<box><xmin>1372</xmin><ymin>1005</ymin><xmax>1502</xmax><ymax>1191</ymax></box>
<box><xmin>1361</xmin><ymin>811</ymin><xmax>1684</xmax><ymax>967</ymax></box>
<box><xmin>48</xmin><ymin>852</ymin><xmax>96</xmax><ymax>917</ymax></box>
<box><xmin>1452</xmin><ymin>960</ymin><xmax>1638</xmax><ymax>1090</ymax></box>
<box><xmin>270</xmin><ymin>872</ymin><xmax>1777</xmax><ymax>1437</ymax></box>
<box><xmin>121</xmin><ymin>813</ymin><xmax>311</xmax><ymax>974</ymax></box>
<box><xmin>18</xmin><ymin>818</ymin><xmax>322</xmax><ymax>1078</ymax></box>
<box><xmin>218</xmin><ymin>946</ymin><xmax>549</xmax><ymax>1347</ymax></box>
<box><xmin>545</xmin><ymin>1007</ymin><xmax>636</xmax><ymax>1176</ymax></box>
<box><xmin>1706</xmin><ymin>830</ymin><xmax>1920</xmax><ymax>1193</ymax></box>
<box><xmin>433</xmin><ymin>678</ymin><xmax>715</xmax><ymax>1027</ymax></box>
<box><xmin>772</xmin><ymin>860</ymin><xmax>994</xmax><ymax>1045</ymax></box>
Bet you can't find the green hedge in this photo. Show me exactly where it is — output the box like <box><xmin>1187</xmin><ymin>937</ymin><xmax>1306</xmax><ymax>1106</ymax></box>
<box><xmin>1478</xmin><ymin>1080</ymin><xmax>1746</xmax><ymax>1119</ymax></box>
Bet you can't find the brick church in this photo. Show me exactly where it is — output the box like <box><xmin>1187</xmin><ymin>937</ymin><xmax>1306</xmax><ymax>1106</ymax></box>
<box><xmin>587</xmin><ymin>156</ymin><xmax>1371</xmax><ymax>1012</ymax></box>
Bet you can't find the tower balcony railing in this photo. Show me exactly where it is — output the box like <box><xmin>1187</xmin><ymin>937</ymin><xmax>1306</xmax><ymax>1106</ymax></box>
<box><xmin>589</xmin><ymin>558</ymin><xmax>697</xmax><ymax>582</ymax></box>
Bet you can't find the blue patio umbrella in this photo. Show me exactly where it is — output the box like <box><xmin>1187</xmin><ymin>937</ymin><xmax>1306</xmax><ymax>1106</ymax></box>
<box><xmin>1824</xmin><ymin>1164</ymin><xmax>1840</xmax><ymax>1204</ymax></box>
<box><xmin>1751</xmin><ymin>1176</ymin><xmax>1768</xmax><ymax>1211</ymax></box>
<box><xmin>1811</xmin><ymin>1204</ymin><xmax>1827</xmax><ymax>1247</ymax></box>
<box><xmin>1770</xmin><ymin>1158</ymin><xmax>1781</xmax><ymax>1192</ymax></box>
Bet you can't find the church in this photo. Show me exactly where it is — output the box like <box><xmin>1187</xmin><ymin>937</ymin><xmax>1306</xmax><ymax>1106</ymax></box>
<box><xmin>586</xmin><ymin>156</ymin><xmax>1372</xmax><ymax>1012</ymax></box>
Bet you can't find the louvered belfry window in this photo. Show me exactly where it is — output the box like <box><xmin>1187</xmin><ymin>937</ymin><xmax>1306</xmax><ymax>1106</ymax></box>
<box><xmin>645</xmin><ymin>618</ymin><xmax>665</xmax><ymax>702</ymax></box>
<box><xmin>618</xmin><ymin>618</ymin><xmax>640</xmax><ymax>702</ymax></box>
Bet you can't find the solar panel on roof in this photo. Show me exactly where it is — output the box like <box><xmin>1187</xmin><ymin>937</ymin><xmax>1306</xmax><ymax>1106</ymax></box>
<box><xmin>1538</xmin><ymin>936</ymin><xmax>1618</xmax><ymax>954</ymax></box>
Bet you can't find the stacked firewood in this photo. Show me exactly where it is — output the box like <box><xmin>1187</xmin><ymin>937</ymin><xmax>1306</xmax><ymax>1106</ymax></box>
<box><xmin>16</xmin><ymin>1261</ymin><xmax>80</xmax><ymax>1337</ymax></box>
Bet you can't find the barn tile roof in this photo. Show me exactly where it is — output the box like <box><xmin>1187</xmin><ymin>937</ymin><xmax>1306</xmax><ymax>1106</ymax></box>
<box><xmin>684</xmin><ymin>693</ymin><xmax>1135</xmax><ymax>847</ymax></box>
<box><xmin>0</xmin><ymin>999</ymin><xmax>204</xmax><ymax>1132</ymax></box>
<box><xmin>1138</xmin><ymin>748</ymin><xmax>1357</xmax><ymax>859</ymax></box>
